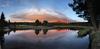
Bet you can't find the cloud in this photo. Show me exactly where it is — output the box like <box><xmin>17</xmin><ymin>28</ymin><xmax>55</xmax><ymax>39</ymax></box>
<box><xmin>0</xmin><ymin>0</ymin><xmax>11</xmax><ymax>7</ymax></box>
<box><xmin>10</xmin><ymin>8</ymin><xmax>73</xmax><ymax>23</ymax></box>
<box><xmin>0</xmin><ymin>0</ymin><xmax>30</xmax><ymax>8</ymax></box>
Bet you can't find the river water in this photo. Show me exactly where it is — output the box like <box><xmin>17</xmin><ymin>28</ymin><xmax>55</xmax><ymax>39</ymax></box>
<box><xmin>0</xmin><ymin>29</ymin><xmax>89</xmax><ymax>49</ymax></box>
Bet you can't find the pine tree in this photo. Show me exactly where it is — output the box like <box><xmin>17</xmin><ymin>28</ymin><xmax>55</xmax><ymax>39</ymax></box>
<box><xmin>0</xmin><ymin>12</ymin><xmax>5</xmax><ymax>20</ymax></box>
<box><xmin>34</xmin><ymin>19</ymin><xmax>41</xmax><ymax>26</ymax></box>
<box><xmin>43</xmin><ymin>20</ymin><xmax>48</xmax><ymax>26</ymax></box>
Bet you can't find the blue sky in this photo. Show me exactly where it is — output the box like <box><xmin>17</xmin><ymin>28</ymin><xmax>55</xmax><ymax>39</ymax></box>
<box><xmin>0</xmin><ymin>0</ymin><xmax>86</xmax><ymax>22</ymax></box>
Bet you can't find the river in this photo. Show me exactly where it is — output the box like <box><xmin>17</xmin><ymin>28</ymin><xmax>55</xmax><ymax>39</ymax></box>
<box><xmin>0</xmin><ymin>29</ymin><xmax>90</xmax><ymax>49</ymax></box>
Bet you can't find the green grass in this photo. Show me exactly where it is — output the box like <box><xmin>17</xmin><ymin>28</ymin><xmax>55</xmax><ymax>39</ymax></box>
<box><xmin>78</xmin><ymin>28</ymin><xmax>90</xmax><ymax>36</ymax></box>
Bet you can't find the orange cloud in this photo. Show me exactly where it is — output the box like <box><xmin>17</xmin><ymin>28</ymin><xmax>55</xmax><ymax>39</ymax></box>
<box><xmin>10</xmin><ymin>9</ymin><xmax>74</xmax><ymax>23</ymax></box>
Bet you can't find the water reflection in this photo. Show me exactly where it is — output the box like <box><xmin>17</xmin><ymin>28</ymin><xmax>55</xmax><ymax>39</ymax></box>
<box><xmin>0</xmin><ymin>29</ymin><xmax>5</xmax><ymax>49</ymax></box>
<box><xmin>43</xmin><ymin>29</ymin><xmax>48</xmax><ymax>35</ymax></box>
<box><xmin>35</xmin><ymin>29</ymin><xmax>41</xmax><ymax>35</ymax></box>
<box><xmin>0</xmin><ymin>28</ymin><xmax>90</xmax><ymax>49</ymax></box>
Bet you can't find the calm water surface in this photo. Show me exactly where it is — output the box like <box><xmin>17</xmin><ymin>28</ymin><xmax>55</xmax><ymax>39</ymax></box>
<box><xmin>1</xmin><ymin>29</ymin><xmax>89</xmax><ymax>49</ymax></box>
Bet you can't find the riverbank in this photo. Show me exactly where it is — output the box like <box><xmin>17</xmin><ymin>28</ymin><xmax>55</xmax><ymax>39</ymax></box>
<box><xmin>91</xmin><ymin>29</ymin><xmax>100</xmax><ymax>49</ymax></box>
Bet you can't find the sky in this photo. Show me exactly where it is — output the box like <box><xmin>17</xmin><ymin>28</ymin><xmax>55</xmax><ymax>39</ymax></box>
<box><xmin>0</xmin><ymin>0</ymin><xmax>86</xmax><ymax>22</ymax></box>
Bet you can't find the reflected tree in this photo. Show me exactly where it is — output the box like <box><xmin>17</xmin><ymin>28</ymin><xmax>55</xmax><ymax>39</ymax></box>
<box><xmin>43</xmin><ymin>29</ymin><xmax>48</xmax><ymax>35</ymax></box>
<box><xmin>35</xmin><ymin>29</ymin><xmax>41</xmax><ymax>35</ymax></box>
<box><xmin>0</xmin><ymin>29</ymin><xmax>7</xmax><ymax>49</ymax></box>
<box><xmin>34</xmin><ymin>29</ymin><xmax>48</xmax><ymax>35</ymax></box>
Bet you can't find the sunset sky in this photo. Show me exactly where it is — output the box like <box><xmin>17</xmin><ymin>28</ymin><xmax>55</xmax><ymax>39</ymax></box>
<box><xmin>0</xmin><ymin>0</ymin><xmax>86</xmax><ymax>22</ymax></box>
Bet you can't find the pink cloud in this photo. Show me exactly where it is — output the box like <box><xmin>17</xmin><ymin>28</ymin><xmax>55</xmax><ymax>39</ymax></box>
<box><xmin>10</xmin><ymin>9</ymin><xmax>74</xmax><ymax>23</ymax></box>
